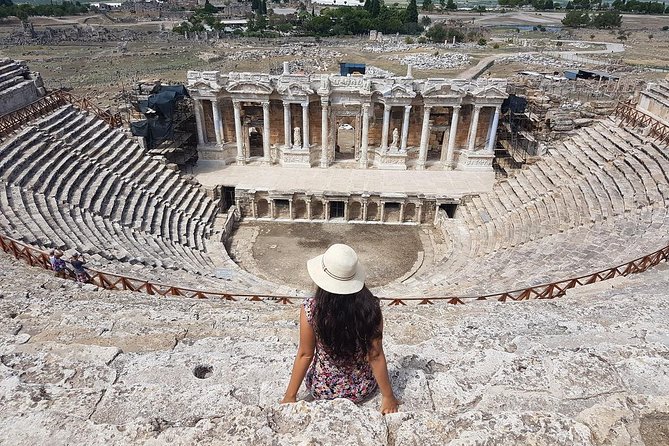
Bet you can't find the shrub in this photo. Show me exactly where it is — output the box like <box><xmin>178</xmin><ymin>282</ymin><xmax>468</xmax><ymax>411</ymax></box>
<box><xmin>405</xmin><ymin>36</ymin><xmax>415</xmax><ymax>44</ymax></box>
<box><xmin>417</xmin><ymin>35</ymin><xmax>427</xmax><ymax>43</ymax></box>
<box><xmin>493</xmin><ymin>42</ymin><xmax>500</xmax><ymax>48</ymax></box>
<box><xmin>477</xmin><ymin>37</ymin><xmax>487</xmax><ymax>45</ymax></box>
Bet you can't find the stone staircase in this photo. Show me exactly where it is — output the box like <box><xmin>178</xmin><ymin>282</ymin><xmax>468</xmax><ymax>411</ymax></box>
<box><xmin>379</xmin><ymin>118</ymin><xmax>669</xmax><ymax>298</ymax></box>
<box><xmin>0</xmin><ymin>105</ymin><xmax>218</xmax><ymax>274</ymax></box>
<box><xmin>0</xmin><ymin>58</ymin><xmax>45</xmax><ymax>115</ymax></box>
<box><xmin>1</xmin><ymin>251</ymin><xmax>668</xmax><ymax>445</ymax></box>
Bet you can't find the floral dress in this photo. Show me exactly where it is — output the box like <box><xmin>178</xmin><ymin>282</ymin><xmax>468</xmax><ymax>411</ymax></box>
<box><xmin>303</xmin><ymin>297</ymin><xmax>378</xmax><ymax>403</ymax></box>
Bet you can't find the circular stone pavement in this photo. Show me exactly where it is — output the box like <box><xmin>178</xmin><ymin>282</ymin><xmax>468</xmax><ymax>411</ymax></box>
<box><xmin>235</xmin><ymin>222</ymin><xmax>424</xmax><ymax>291</ymax></box>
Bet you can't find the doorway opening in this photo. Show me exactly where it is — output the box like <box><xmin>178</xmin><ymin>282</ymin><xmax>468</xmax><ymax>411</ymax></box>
<box><xmin>329</xmin><ymin>201</ymin><xmax>345</xmax><ymax>219</ymax></box>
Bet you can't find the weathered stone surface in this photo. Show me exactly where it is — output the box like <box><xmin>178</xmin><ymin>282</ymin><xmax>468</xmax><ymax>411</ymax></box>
<box><xmin>3</xmin><ymin>253</ymin><xmax>669</xmax><ymax>444</ymax></box>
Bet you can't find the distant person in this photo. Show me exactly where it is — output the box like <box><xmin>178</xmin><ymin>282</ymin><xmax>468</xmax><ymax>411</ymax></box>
<box><xmin>282</xmin><ymin>244</ymin><xmax>400</xmax><ymax>414</ymax></box>
<box><xmin>70</xmin><ymin>253</ymin><xmax>90</xmax><ymax>283</ymax></box>
<box><xmin>51</xmin><ymin>250</ymin><xmax>68</xmax><ymax>279</ymax></box>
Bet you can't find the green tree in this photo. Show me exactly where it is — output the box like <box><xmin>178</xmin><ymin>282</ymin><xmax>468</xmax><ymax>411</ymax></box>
<box><xmin>446</xmin><ymin>0</ymin><xmax>457</xmax><ymax>9</ymax></box>
<box><xmin>406</xmin><ymin>0</ymin><xmax>418</xmax><ymax>22</ymax></box>
<box><xmin>561</xmin><ymin>9</ymin><xmax>590</xmax><ymax>26</ymax></box>
<box><xmin>425</xmin><ymin>22</ymin><xmax>447</xmax><ymax>41</ymax></box>
<box><xmin>591</xmin><ymin>10</ymin><xmax>621</xmax><ymax>27</ymax></box>
<box><xmin>370</xmin><ymin>0</ymin><xmax>380</xmax><ymax>17</ymax></box>
<box><xmin>421</xmin><ymin>14</ymin><xmax>431</xmax><ymax>25</ymax></box>
<box><xmin>422</xmin><ymin>0</ymin><xmax>433</xmax><ymax>10</ymax></box>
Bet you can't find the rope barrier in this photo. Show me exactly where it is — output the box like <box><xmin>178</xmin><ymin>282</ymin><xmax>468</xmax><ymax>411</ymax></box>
<box><xmin>1</xmin><ymin>233</ymin><xmax>667</xmax><ymax>306</ymax></box>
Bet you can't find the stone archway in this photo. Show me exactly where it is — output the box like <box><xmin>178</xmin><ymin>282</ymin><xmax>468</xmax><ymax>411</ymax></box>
<box><xmin>275</xmin><ymin>199</ymin><xmax>290</xmax><ymax>219</ymax></box>
<box><xmin>349</xmin><ymin>201</ymin><xmax>362</xmax><ymax>221</ymax></box>
<box><xmin>385</xmin><ymin>203</ymin><xmax>401</xmax><ymax>223</ymax></box>
<box><xmin>294</xmin><ymin>199</ymin><xmax>307</xmax><ymax>219</ymax></box>
<box><xmin>312</xmin><ymin>199</ymin><xmax>324</xmax><ymax>219</ymax></box>
<box><xmin>404</xmin><ymin>203</ymin><xmax>416</xmax><ymax>222</ymax></box>
<box><xmin>257</xmin><ymin>198</ymin><xmax>269</xmax><ymax>218</ymax></box>
<box><xmin>367</xmin><ymin>202</ymin><xmax>379</xmax><ymax>221</ymax></box>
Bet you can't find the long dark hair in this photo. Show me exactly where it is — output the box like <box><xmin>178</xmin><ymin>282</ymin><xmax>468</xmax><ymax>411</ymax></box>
<box><xmin>312</xmin><ymin>285</ymin><xmax>382</xmax><ymax>360</ymax></box>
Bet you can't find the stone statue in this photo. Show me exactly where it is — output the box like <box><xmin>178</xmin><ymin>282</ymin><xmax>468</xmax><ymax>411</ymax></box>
<box><xmin>293</xmin><ymin>127</ymin><xmax>301</xmax><ymax>148</ymax></box>
<box><xmin>390</xmin><ymin>128</ymin><xmax>400</xmax><ymax>151</ymax></box>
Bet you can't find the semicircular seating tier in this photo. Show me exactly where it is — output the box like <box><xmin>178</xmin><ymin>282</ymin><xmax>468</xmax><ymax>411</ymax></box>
<box><xmin>0</xmin><ymin>104</ymin><xmax>219</xmax><ymax>275</ymax></box>
<box><xmin>378</xmin><ymin>117</ymin><xmax>669</xmax><ymax>298</ymax></box>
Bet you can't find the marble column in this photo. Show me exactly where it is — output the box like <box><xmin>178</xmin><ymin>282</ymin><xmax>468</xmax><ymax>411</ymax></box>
<box><xmin>416</xmin><ymin>203</ymin><xmax>423</xmax><ymax>224</ymax></box>
<box><xmin>306</xmin><ymin>198</ymin><xmax>312</xmax><ymax>220</ymax></box>
<box><xmin>288</xmin><ymin>198</ymin><xmax>294</xmax><ymax>220</ymax></box>
<box><xmin>381</xmin><ymin>104</ymin><xmax>391</xmax><ymax>151</ymax></box>
<box><xmin>320</xmin><ymin>99</ymin><xmax>329</xmax><ymax>168</ymax></box>
<box><xmin>360</xmin><ymin>103</ymin><xmax>370</xmax><ymax>169</ymax></box>
<box><xmin>467</xmin><ymin>105</ymin><xmax>482</xmax><ymax>152</ymax></box>
<box><xmin>194</xmin><ymin>99</ymin><xmax>206</xmax><ymax>145</ymax></box>
<box><xmin>362</xmin><ymin>200</ymin><xmax>368</xmax><ymax>221</ymax></box>
<box><xmin>261</xmin><ymin>101</ymin><xmax>271</xmax><ymax>163</ymax></box>
<box><xmin>233</xmin><ymin>100</ymin><xmax>245</xmax><ymax>165</ymax></box>
<box><xmin>445</xmin><ymin>105</ymin><xmax>461</xmax><ymax>169</ymax></box>
<box><xmin>283</xmin><ymin>102</ymin><xmax>291</xmax><ymax>148</ymax></box>
<box><xmin>485</xmin><ymin>105</ymin><xmax>501</xmax><ymax>153</ymax></box>
<box><xmin>252</xmin><ymin>200</ymin><xmax>257</xmax><ymax>218</ymax></box>
<box><xmin>399</xmin><ymin>203</ymin><xmax>405</xmax><ymax>223</ymax></box>
<box><xmin>301</xmin><ymin>102</ymin><xmax>310</xmax><ymax>150</ymax></box>
<box><xmin>324</xmin><ymin>200</ymin><xmax>330</xmax><ymax>220</ymax></box>
<box><xmin>380</xmin><ymin>202</ymin><xmax>386</xmax><ymax>223</ymax></box>
<box><xmin>417</xmin><ymin>105</ymin><xmax>432</xmax><ymax>170</ymax></box>
<box><xmin>269</xmin><ymin>199</ymin><xmax>276</xmax><ymax>219</ymax></box>
<box><xmin>344</xmin><ymin>202</ymin><xmax>349</xmax><ymax>221</ymax></box>
<box><xmin>211</xmin><ymin>99</ymin><xmax>224</xmax><ymax>145</ymax></box>
<box><xmin>401</xmin><ymin>105</ymin><xmax>411</xmax><ymax>151</ymax></box>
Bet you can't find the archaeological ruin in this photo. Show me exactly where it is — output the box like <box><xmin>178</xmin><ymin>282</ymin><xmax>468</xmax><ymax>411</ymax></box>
<box><xmin>187</xmin><ymin>64</ymin><xmax>506</xmax><ymax>223</ymax></box>
<box><xmin>2</xmin><ymin>45</ymin><xmax>669</xmax><ymax>443</ymax></box>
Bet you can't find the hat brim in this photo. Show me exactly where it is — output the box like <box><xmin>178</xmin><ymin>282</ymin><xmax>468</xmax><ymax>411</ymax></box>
<box><xmin>307</xmin><ymin>254</ymin><xmax>366</xmax><ymax>295</ymax></box>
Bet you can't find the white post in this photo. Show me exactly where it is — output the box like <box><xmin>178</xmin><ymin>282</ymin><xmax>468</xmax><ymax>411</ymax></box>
<box><xmin>485</xmin><ymin>105</ymin><xmax>501</xmax><ymax>153</ymax></box>
<box><xmin>417</xmin><ymin>105</ymin><xmax>432</xmax><ymax>170</ymax></box>
<box><xmin>320</xmin><ymin>99</ymin><xmax>329</xmax><ymax>168</ymax></box>
<box><xmin>401</xmin><ymin>105</ymin><xmax>411</xmax><ymax>152</ymax></box>
<box><xmin>381</xmin><ymin>104</ymin><xmax>391</xmax><ymax>151</ymax></box>
<box><xmin>262</xmin><ymin>100</ymin><xmax>271</xmax><ymax>163</ymax></box>
<box><xmin>194</xmin><ymin>99</ymin><xmax>206</xmax><ymax>146</ymax></box>
<box><xmin>233</xmin><ymin>100</ymin><xmax>245</xmax><ymax>165</ymax></box>
<box><xmin>445</xmin><ymin>105</ymin><xmax>460</xmax><ymax>169</ymax></box>
<box><xmin>301</xmin><ymin>102</ymin><xmax>310</xmax><ymax>150</ymax></box>
<box><xmin>360</xmin><ymin>103</ymin><xmax>370</xmax><ymax>169</ymax></box>
<box><xmin>283</xmin><ymin>102</ymin><xmax>291</xmax><ymax>148</ymax></box>
<box><xmin>211</xmin><ymin>99</ymin><xmax>223</xmax><ymax>145</ymax></box>
<box><xmin>467</xmin><ymin>105</ymin><xmax>482</xmax><ymax>151</ymax></box>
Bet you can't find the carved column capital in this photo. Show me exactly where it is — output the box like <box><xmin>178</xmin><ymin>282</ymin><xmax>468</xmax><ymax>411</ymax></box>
<box><xmin>261</xmin><ymin>100</ymin><xmax>270</xmax><ymax>109</ymax></box>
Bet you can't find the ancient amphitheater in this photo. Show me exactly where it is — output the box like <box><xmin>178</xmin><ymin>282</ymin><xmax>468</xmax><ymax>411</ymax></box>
<box><xmin>1</xmin><ymin>56</ymin><xmax>669</xmax><ymax>444</ymax></box>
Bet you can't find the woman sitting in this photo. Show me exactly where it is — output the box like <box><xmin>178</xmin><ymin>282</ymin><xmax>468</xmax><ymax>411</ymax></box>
<box><xmin>282</xmin><ymin>244</ymin><xmax>400</xmax><ymax>414</ymax></box>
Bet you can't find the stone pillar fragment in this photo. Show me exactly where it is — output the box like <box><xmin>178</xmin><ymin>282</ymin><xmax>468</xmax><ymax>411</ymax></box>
<box><xmin>445</xmin><ymin>105</ymin><xmax>461</xmax><ymax>169</ymax></box>
<box><xmin>360</xmin><ymin>103</ymin><xmax>370</xmax><ymax>169</ymax></box>
<box><xmin>262</xmin><ymin>101</ymin><xmax>271</xmax><ymax>163</ymax></box>
<box><xmin>301</xmin><ymin>102</ymin><xmax>310</xmax><ymax>150</ymax></box>
<box><xmin>401</xmin><ymin>105</ymin><xmax>411</xmax><ymax>152</ymax></box>
<box><xmin>233</xmin><ymin>100</ymin><xmax>245</xmax><ymax>165</ymax></box>
<box><xmin>467</xmin><ymin>105</ymin><xmax>482</xmax><ymax>151</ymax></box>
<box><xmin>320</xmin><ymin>99</ymin><xmax>329</xmax><ymax>168</ymax></box>
<box><xmin>194</xmin><ymin>99</ymin><xmax>206</xmax><ymax>146</ymax></box>
<box><xmin>485</xmin><ymin>105</ymin><xmax>501</xmax><ymax>153</ymax></box>
<box><xmin>381</xmin><ymin>104</ymin><xmax>391</xmax><ymax>151</ymax></box>
<box><xmin>212</xmin><ymin>99</ymin><xmax>224</xmax><ymax>145</ymax></box>
<box><xmin>417</xmin><ymin>105</ymin><xmax>432</xmax><ymax>170</ymax></box>
<box><xmin>283</xmin><ymin>102</ymin><xmax>292</xmax><ymax>148</ymax></box>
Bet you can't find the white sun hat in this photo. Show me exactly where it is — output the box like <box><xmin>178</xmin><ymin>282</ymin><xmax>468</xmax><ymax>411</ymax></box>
<box><xmin>307</xmin><ymin>244</ymin><xmax>366</xmax><ymax>295</ymax></box>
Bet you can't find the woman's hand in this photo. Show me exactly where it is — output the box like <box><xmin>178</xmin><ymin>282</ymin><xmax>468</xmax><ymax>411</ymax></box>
<box><xmin>281</xmin><ymin>395</ymin><xmax>297</xmax><ymax>404</ymax></box>
<box><xmin>380</xmin><ymin>395</ymin><xmax>400</xmax><ymax>414</ymax></box>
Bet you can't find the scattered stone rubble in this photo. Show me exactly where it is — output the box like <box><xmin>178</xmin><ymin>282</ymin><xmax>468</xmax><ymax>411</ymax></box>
<box><xmin>387</xmin><ymin>52</ymin><xmax>470</xmax><ymax>70</ymax></box>
<box><xmin>499</xmin><ymin>53</ymin><xmax>577</xmax><ymax>69</ymax></box>
<box><xmin>365</xmin><ymin>65</ymin><xmax>396</xmax><ymax>78</ymax></box>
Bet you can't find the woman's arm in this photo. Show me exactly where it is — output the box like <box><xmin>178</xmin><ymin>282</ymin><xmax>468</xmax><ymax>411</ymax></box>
<box><xmin>281</xmin><ymin>306</ymin><xmax>316</xmax><ymax>403</ymax></box>
<box><xmin>368</xmin><ymin>318</ymin><xmax>400</xmax><ymax>414</ymax></box>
